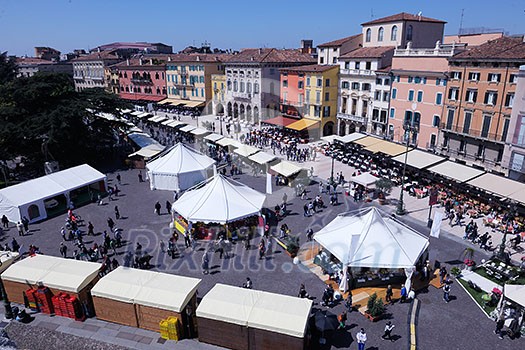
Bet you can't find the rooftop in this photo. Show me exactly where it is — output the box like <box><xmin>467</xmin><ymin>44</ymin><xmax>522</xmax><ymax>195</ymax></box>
<box><xmin>451</xmin><ymin>36</ymin><xmax>525</xmax><ymax>61</ymax></box>
<box><xmin>340</xmin><ymin>46</ymin><xmax>395</xmax><ymax>59</ymax></box>
<box><xmin>71</xmin><ymin>50</ymin><xmax>121</xmax><ymax>62</ymax></box>
<box><xmin>280</xmin><ymin>64</ymin><xmax>339</xmax><ymax>73</ymax></box>
<box><xmin>166</xmin><ymin>53</ymin><xmax>231</xmax><ymax>63</ymax></box>
<box><xmin>16</xmin><ymin>57</ymin><xmax>54</xmax><ymax>65</ymax></box>
<box><xmin>113</xmin><ymin>57</ymin><xmax>167</xmax><ymax>68</ymax></box>
<box><xmin>225</xmin><ymin>48</ymin><xmax>315</xmax><ymax>64</ymax></box>
<box><xmin>361</xmin><ymin>12</ymin><xmax>446</xmax><ymax>25</ymax></box>
<box><xmin>94</xmin><ymin>42</ymin><xmax>170</xmax><ymax>51</ymax></box>
<box><xmin>318</xmin><ymin>34</ymin><xmax>362</xmax><ymax>48</ymax></box>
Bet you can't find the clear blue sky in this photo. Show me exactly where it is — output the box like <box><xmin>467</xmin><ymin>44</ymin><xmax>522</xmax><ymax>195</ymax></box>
<box><xmin>1</xmin><ymin>0</ymin><xmax>523</xmax><ymax>56</ymax></box>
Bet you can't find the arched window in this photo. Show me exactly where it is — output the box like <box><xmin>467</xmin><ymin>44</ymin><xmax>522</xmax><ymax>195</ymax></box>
<box><xmin>227</xmin><ymin>80</ymin><xmax>232</xmax><ymax>91</ymax></box>
<box><xmin>406</xmin><ymin>25</ymin><xmax>413</xmax><ymax>41</ymax></box>
<box><xmin>378</xmin><ymin>27</ymin><xmax>384</xmax><ymax>42</ymax></box>
<box><xmin>365</xmin><ymin>28</ymin><xmax>371</xmax><ymax>42</ymax></box>
<box><xmin>391</xmin><ymin>26</ymin><xmax>398</xmax><ymax>41</ymax></box>
<box><xmin>247</xmin><ymin>82</ymin><xmax>252</xmax><ymax>93</ymax></box>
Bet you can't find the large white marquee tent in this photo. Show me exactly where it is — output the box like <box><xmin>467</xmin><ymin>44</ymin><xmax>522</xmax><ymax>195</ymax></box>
<box><xmin>146</xmin><ymin>143</ymin><xmax>216</xmax><ymax>191</ymax></box>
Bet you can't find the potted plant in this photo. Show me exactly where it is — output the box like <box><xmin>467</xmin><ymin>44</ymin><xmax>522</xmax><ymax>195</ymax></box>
<box><xmin>375</xmin><ymin>178</ymin><xmax>394</xmax><ymax>205</ymax></box>
<box><xmin>364</xmin><ymin>293</ymin><xmax>385</xmax><ymax>322</ymax></box>
<box><xmin>460</xmin><ymin>247</ymin><xmax>475</xmax><ymax>270</ymax></box>
<box><xmin>450</xmin><ymin>266</ymin><xmax>462</xmax><ymax>278</ymax></box>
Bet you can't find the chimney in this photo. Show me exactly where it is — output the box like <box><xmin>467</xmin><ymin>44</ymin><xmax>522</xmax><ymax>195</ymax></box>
<box><xmin>150</xmin><ymin>59</ymin><xmax>153</xmax><ymax>65</ymax></box>
<box><xmin>168</xmin><ymin>56</ymin><xmax>171</xmax><ymax>62</ymax></box>
<box><xmin>196</xmin><ymin>56</ymin><xmax>200</xmax><ymax>61</ymax></box>
<box><xmin>258</xmin><ymin>48</ymin><xmax>262</xmax><ymax>54</ymax></box>
<box><xmin>139</xmin><ymin>58</ymin><xmax>143</xmax><ymax>65</ymax></box>
<box><xmin>126</xmin><ymin>59</ymin><xmax>130</xmax><ymax>66</ymax></box>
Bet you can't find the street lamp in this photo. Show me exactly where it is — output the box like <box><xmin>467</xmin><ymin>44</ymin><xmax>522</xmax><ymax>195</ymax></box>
<box><xmin>396</xmin><ymin>121</ymin><xmax>418</xmax><ymax>215</ymax></box>
<box><xmin>496</xmin><ymin>201</ymin><xmax>517</xmax><ymax>262</ymax></box>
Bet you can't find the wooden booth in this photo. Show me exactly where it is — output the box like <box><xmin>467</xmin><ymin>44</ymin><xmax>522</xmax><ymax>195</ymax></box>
<box><xmin>90</xmin><ymin>267</ymin><xmax>201</xmax><ymax>337</ymax></box>
<box><xmin>0</xmin><ymin>254</ymin><xmax>101</xmax><ymax>315</ymax></box>
<box><xmin>196</xmin><ymin>284</ymin><xmax>312</xmax><ymax>350</ymax></box>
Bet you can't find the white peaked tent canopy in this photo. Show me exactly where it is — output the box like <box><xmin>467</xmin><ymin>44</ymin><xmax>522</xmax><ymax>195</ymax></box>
<box><xmin>146</xmin><ymin>143</ymin><xmax>216</xmax><ymax>191</ymax></box>
<box><xmin>172</xmin><ymin>174</ymin><xmax>266</xmax><ymax>224</ymax></box>
<box><xmin>314</xmin><ymin>207</ymin><xmax>429</xmax><ymax>268</ymax></box>
<box><xmin>350</xmin><ymin>172</ymin><xmax>377</xmax><ymax>188</ymax></box>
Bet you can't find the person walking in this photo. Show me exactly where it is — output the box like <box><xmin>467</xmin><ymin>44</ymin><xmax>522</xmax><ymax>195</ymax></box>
<box><xmin>337</xmin><ymin>311</ymin><xmax>347</xmax><ymax>330</ymax></box>
<box><xmin>138</xmin><ymin>171</ymin><xmax>144</xmax><ymax>183</ymax></box>
<box><xmin>21</xmin><ymin>216</ymin><xmax>29</xmax><ymax>233</ymax></box>
<box><xmin>87</xmin><ymin>222</ymin><xmax>94</xmax><ymax>236</ymax></box>
<box><xmin>356</xmin><ymin>328</ymin><xmax>367</xmax><ymax>350</ymax></box>
<box><xmin>61</xmin><ymin>227</ymin><xmax>67</xmax><ymax>241</ymax></box>
<box><xmin>439</xmin><ymin>266</ymin><xmax>448</xmax><ymax>285</ymax></box>
<box><xmin>107</xmin><ymin>217</ymin><xmax>115</xmax><ymax>231</ymax></box>
<box><xmin>166</xmin><ymin>200</ymin><xmax>172</xmax><ymax>214</ymax></box>
<box><xmin>381</xmin><ymin>321</ymin><xmax>395</xmax><ymax>341</ymax></box>
<box><xmin>16</xmin><ymin>221</ymin><xmax>24</xmax><ymax>236</ymax></box>
<box><xmin>345</xmin><ymin>292</ymin><xmax>353</xmax><ymax>312</ymax></box>
<box><xmin>116</xmin><ymin>173</ymin><xmax>121</xmax><ymax>184</ymax></box>
<box><xmin>11</xmin><ymin>237</ymin><xmax>20</xmax><ymax>252</ymax></box>
<box><xmin>59</xmin><ymin>242</ymin><xmax>67</xmax><ymax>258</ymax></box>
<box><xmin>1</xmin><ymin>215</ymin><xmax>8</xmax><ymax>229</ymax></box>
<box><xmin>400</xmin><ymin>284</ymin><xmax>407</xmax><ymax>303</ymax></box>
<box><xmin>385</xmin><ymin>285</ymin><xmax>394</xmax><ymax>304</ymax></box>
<box><xmin>154</xmin><ymin>201</ymin><xmax>162</xmax><ymax>215</ymax></box>
<box><xmin>495</xmin><ymin>316</ymin><xmax>505</xmax><ymax>339</ymax></box>
<box><xmin>114</xmin><ymin>206</ymin><xmax>120</xmax><ymax>220</ymax></box>
<box><xmin>306</xmin><ymin>228</ymin><xmax>314</xmax><ymax>241</ymax></box>
<box><xmin>201</xmin><ymin>250</ymin><xmax>209</xmax><ymax>275</ymax></box>
<box><xmin>266</xmin><ymin>238</ymin><xmax>272</xmax><ymax>256</ymax></box>
<box><xmin>258</xmin><ymin>239</ymin><xmax>266</xmax><ymax>260</ymax></box>
<box><xmin>443</xmin><ymin>283</ymin><xmax>451</xmax><ymax>303</ymax></box>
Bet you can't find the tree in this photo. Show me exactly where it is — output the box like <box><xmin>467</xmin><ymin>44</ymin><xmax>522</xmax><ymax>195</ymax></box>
<box><xmin>0</xmin><ymin>52</ymin><xmax>17</xmax><ymax>85</ymax></box>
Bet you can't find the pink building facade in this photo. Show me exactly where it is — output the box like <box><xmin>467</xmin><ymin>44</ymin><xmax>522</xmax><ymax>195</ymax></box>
<box><xmin>388</xmin><ymin>44</ymin><xmax>463</xmax><ymax>149</ymax></box>
<box><xmin>115</xmin><ymin>57</ymin><xmax>167</xmax><ymax>102</ymax></box>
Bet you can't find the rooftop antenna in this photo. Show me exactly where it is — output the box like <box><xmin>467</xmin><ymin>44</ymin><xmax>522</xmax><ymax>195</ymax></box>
<box><xmin>371</xmin><ymin>8</ymin><xmax>374</xmax><ymax>19</ymax></box>
<box><xmin>459</xmin><ymin>9</ymin><xmax>465</xmax><ymax>36</ymax></box>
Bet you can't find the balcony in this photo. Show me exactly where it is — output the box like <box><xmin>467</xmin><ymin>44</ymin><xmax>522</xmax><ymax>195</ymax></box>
<box><xmin>337</xmin><ymin>112</ymin><xmax>367</xmax><ymax>124</ymax></box>
<box><xmin>440</xmin><ymin>123</ymin><xmax>504</xmax><ymax>143</ymax></box>
<box><xmin>279</xmin><ymin>98</ymin><xmax>304</xmax><ymax>107</ymax></box>
<box><xmin>340</xmin><ymin>68</ymin><xmax>374</xmax><ymax>76</ymax></box>
<box><xmin>131</xmin><ymin>77</ymin><xmax>153</xmax><ymax>85</ymax></box>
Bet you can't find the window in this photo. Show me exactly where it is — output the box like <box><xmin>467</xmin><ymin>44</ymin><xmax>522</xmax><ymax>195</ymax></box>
<box><xmin>463</xmin><ymin>111</ymin><xmax>472</xmax><ymax>134</ymax></box>
<box><xmin>446</xmin><ymin>109</ymin><xmax>455</xmax><ymax>129</ymax></box>
<box><xmin>247</xmin><ymin>82</ymin><xmax>252</xmax><ymax>93</ymax></box>
<box><xmin>282</xmin><ymin>80</ymin><xmax>288</xmax><ymax>88</ymax></box>
<box><xmin>355</xmin><ymin>62</ymin><xmax>360</xmax><ymax>70</ymax></box>
<box><xmin>433</xmin><ymin>115</ymin><xmax>440</xmax><ymax>127</ymax></box>
<box><xmin>366</xmin><ymin>28</ymin><xmax>371</xmax><ymax>42</ymax></box>
<box><xmin>502</xmin><ymin>117</ymin><xmax>510</xmax><ymax>142</ymax></box>
<box><xmin>391</xmin><ymin>25</ymin><xmax>398</xmax><ymax>41</ymax></box>
<box><xmin>332</xmin><ymin>57</ymin><xmax>337</xmax><ymax>64</ymax></box>
<box><xmin>314</xmin><ymin>106</ymin><xmax>321</xmax><ymax>117</ymax></box>
<box><xmin>423</xmin><ymin>77</ymin><xmax>427</xmax><ymax>84</ymax></box>
<box><xmin>306</xmin><ymin>77</ymin><xmax>310</xmax><ymax>86</ymax></box>
<box><xmin>511</xmin><ymin>153</ymin><xmax>525</xmax><ymax>171</ymax></box>
<box><xmin>488</xmin><ymin>73</ymin><xmax>501</xmax><ymax>82</ymax></box>
<box><xmin>362</xmin><ymin>83</ymin><xmax>371</xmax><ymax>91</ymax></box>
<box><xmin>298</xmin><ymin>81</ymin><xmax>304</xmax><ymax>89</ymax></box>
<box><xmin>344</xmin><ymin>62</ymin><xmax>350</xmax><ymax>69</ymax></box>
<box><xmin>417</xmin><ymin>91</ymin><xmax>423</xmax><ymax>102</ymax></box>
<box><xmin>468</xmin><ymin>72</ymin><xmax>480</xmax><ymax>81</ymax></box>
<box><xmin>323</xmin><ymin>106</ymin><xmax>331</xmax><ymax>117</ymax></box>
<box><xmin>510</xmin><ymin>74</ymin><xmax>518</xmax><ymax>83</ymax></box>
<box><xmin>448</xmin><ymin>87</ymin><xmax>459</xmax><ymax>101</ymax></box>
<box><xmin>305</xmin><ymin>90</ymin><xmax>310</xmax><ymax>104</ymax></box>
<box><xmin>484</xmin><ymin>91</ymin><xmax>498</xmax><ymax>105</ymax></box>
<box><xmin>392</xmin><ymin>88</ymin><xmax>397</xmax><ymax>99</ymax></box>
<box><xmin>365</xmin><ymin>62</ymin><xmax>371</xmax><ymax>70</ymax></box>
<box><xmin>408</xmin><ymin>90</ymin><xmax>415</xmax><ymax>101</ymax></box>
<box><xmin>298</xmin><ymin>94</ymin><xmax>304</xmax><ymax>106</ymax></box>
<box><xmin>414</xmin><ymin>76</ymin><xmax>421</xmax><ymax>84</ymax></box>
<box><xmin>406</xmin><ymin>25</ymin><xmax>413</xmax><ymax>41</ymax></box>
<box><xmin>240</xmin><ymin>81</ymin><xmax>245</xmax><ymax>92</ymax></box>
<box><xmin>319</xmin><ymin>57</ymin><xmax>324</xmax><ymax>64</ymax></box>
<box><xmin>378</xmin><ymin>27</ymin><xmax>384</xmax><ymax>41</ymax></box>
<box><xmin>383</xmin><ymin>91</ymin><xmax>390</xmax><ymax>102</ymax></box>
<box><xmin>254</xmin><ymin>82</ymin><xmax>259</xmax><ymax>94</ymax></box>
<box><xmin>436</xmin><ymin>78</ymin><xmax>441</xmax><ymax>86</ymax></box>
<box><xmin>481</xmin><ymin>115</ymin><xmax>491</xmax><ymax>138</ymax></box>
<box><xmin>466</xmin><ymin>89</ymin><xmax>478</xmax><ymax>103</ymax></box>
<box><xmin>408</xmin><ymin>76</ymin><xmax>413</xmax><ymax>83</ymax></box>
<box><xmin>384</xmin><ymin>78</ymin><xmax>390</xmax><ymax>86</ymax></box>
<box><xmin>375</xmin><ymin>91</ymin><xmax>381</xmax><ymax>100</ymax></box>
<box><xmin>351</xmin><ymin>82</ymin><xmax>360</xmax><ymax>90</ymax></box>
<box><xmin>390</xmin><ymin>108</ymin><xmax>395</xmax><ymax>118</ymax></box>
<box><xmin>315</xmin><ymin>91</ymin><xmax>320</xmax><ymax>104</ymax></box>
<box><xmin>316</xmin><ymin>78</ymin><xmax>322</xmax><ymax>87</ymax></box>
<box><xmin>436</xmin><ymin>93</ymin><xmax>443</xmax><ymax>105</ymax></box>
<box><xmin>505</xmin><ymin>93</ymin><xmax>515</xmax><ymax>108</ymax></box>
<box><xmin>325</xmin><ymin>78</ymin><xmax>330</xmax><ymax>87</ymax></box>
<box><xmin>325</xmin><ymin>92</ymin><xmax>330</xmax><ymax>101</ymax></box>
<box><xmin>233</xmin><ymin>80</ymin><xmax>238</xmax><ymax>92</ymax></box>
<box><xmin>227</xmin><ymin>80</ymin><xmax>232</xmax><ymax>91</ymax></box>
<box><xmin>283</xmin><ymin>92</ymin><xmax>287</xmax><ymax>103</ymax></box>
<box><xmin>451</xmin><ymin>71</ymin><xmax>462</xmax><ymax>80</ymax></box>
<box><xmin>341</xmin><ymin>81</ymin><xmax>349</xmax><ymax>89</ymax></box>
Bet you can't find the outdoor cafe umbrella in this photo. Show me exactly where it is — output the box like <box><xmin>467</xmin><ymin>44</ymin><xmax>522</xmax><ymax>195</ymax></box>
<box><xmin>314</xmin><ymin>309</ymin><xmax>339</xmax><ymax>332</ymax></box>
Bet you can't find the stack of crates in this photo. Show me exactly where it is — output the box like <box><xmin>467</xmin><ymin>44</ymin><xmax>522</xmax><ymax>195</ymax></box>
<box><xmin>52</xmin><ymin>292</ymin><xmax>69</xmax><ymax>317</ymax></box>
<box><xmin>25</xmin><ymin>288</ymin><xmax>38</xmax><ymax>311</ymax></box>
<box><xmin>33</xmin><ymin>286</ymin><xmax>54</xmax><ymax>314</ymax></box>
<box><xmin>50</xmin><ymin>293</ymin><xmax>85</xmax><ymax>321</ymax></box>
<box><xmin>159</xmin><ymin>316</ymin><xmax>180</xmax><ymax>340</ymax></box>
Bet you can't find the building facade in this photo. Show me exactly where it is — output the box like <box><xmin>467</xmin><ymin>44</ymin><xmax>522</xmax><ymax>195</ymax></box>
<box><xmin>165</xmin><ymin>54</ymin><xmax>226</xmax><ymax>113</ymax></box>
<box><xmin>211</xmin><ymin>74</ymin><xmax>227</xmax><ymax>115</ymax></box>
<box><xmin>223</xmin><ymin>48</ymin><xmax>315</xmax><ymax>125</ymax></box>
<box><xmin>114</xmin><ymin>57</ymin><xmax>167</xmax><ymax>103</ymax></box>
<box><xmin>72</xmin><ymin>51</ymin><xmax>122</xmax><ymax>91</ymax></box>
<box><xmin>280</xmin><ymin>64</ymin><xmax>339</xmax><ymax>136</ymax></box>
<box><xmin>337</xmin><ymin>46</ymin><xmax>394</xmax><ymax>136</ymax></box>
<box><xmin>502</xmin><ymin>64</ymin><xmax>525</xmax><ymax>180</ymax></box>
<box><xmin>317</xmin><ymin>35</ymin><xmax>362</xmax><ymax>65</ymax></box>
<box><xmin>439</xmin><ymin>36</ymin><xmax>525</xmax><ymax>173</ymax></box>
<box><xmin>91</xmin><ymin>42</ymin><xmax>173</xmax><ymax>56</ymax></box>
<box><xmin>388</xmin><ymin>43</ymin><xmax>464</xmax><ymax>149</ymax></box>
<box><xmin>361</xmin><ymin>12</ymin><xmax>446</xmax><ymax>49</ymax></box>
<box><xmin>104</xmin><ymin>66</ymin><xmax>120</xmax><ymax>94</ymax></box>
<box><xmin>16</xmin><ymin>57</ymin><xmax>73</xmax><ymax>77</ymax></box>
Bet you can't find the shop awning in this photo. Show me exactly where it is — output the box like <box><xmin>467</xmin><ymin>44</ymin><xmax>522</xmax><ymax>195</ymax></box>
<box><xmin>136</xmin><ymin>112</ymin><xmax>151</xmax><ymax>119</ymax></box>
<box><xmin>180</xmin><ymin>125</ymin><xmax>196</xmax><ymax>133</ymax></box>
<box><xmin>262</xmin><ymin>116</ymin><xmax>298</xmax><ymax>127</ymax></box>
<box><xmin>321</xmin><ymin>135</ymin><xmax>343</xmax><ymax>143</ymax></box>
<box><xmin>466</xmin><ymin>173</ymin><xmax>525</xmax><ymax>198</ymax></box>
<box><xmin>130</xmin><ymin>111</ymin><xmax>143</xmax><ymax>116</ymax></box>
<box><xmin>190</xmin><ymin>127</ymin><xmax>210</xmax><ymax>136</ymax></box>
<box><xmin>234</xmin><ymin>145</ymin><xmax>260</xmax><ymax>158</ymax></box>
<box><xmin>363</xmin><ymin>140</ymin><xmax>411</xmax><ymax>156</ymax></box>
<box><xmin>156</xmin><ymin>98</ymin><xmax>188</xmax><ymax>106</ymax></box>
<box><xmin>270</xmin><ymin>161</ymin><xmax>303</xmax><ymax>177</ymax></box>
<box><xmin>160</xmin><ymin>119</ymin><xmax>174</xmax><ymax>126</ymax></box>
<box><xmin>391</xmin><ymin>149</ymin><xmax>446</xmax><ymax>170</ymax></box>
<box><xmin>286</xmin><ymin>119</ymin><xmax>319</xmax><ymax>131</ymax></box>
<box><xmin>184</xmin><ymin>100</ymin><xmax>205</xmax><ymax>108</ymax></box>
<box><xmin>119</xmin><ymin>93</ymin><xmax>165</xmax><ymax>102</ymax></box>
<box><xmin>427</xmin><ymin>161</ymin><xmax>485</xmax><ymax>183</ymax></box>
<box><xmin>507</xmin><ymin>188</ymin><xmax>525</xmax><ymax>205</ymax></box>
<box><xmin>128</xmin><ymin>144</ymin><xmax>165</xmax><ymax>159</ymax></box>
<box><xmin>204</xmin><ymin>133</ymin><xmax>224</xmax><ymax>142</ymax></box>
<box><xmin>120</xmin><ymin>109</ymin><xmax>133</xmax><ymax>114</ymax></box>
<box><xmin>148</xmin><ymin>115</ymin><xmax>167</xmax><ymax>123</ymax></box>
<box><xmin>248</xmin><ymin>152</ymin><xmax>277</xmax><ymax>165</ymax></box>
<box><xmin>339</xmin><ymin>132</ymin><xmax>366</xmax><ymax>144</ymax></box>
<box><xmin>216</xmin><ymin>138</ymin><xmax>242</xmax><ymax>148</ymax></box>
<box><xmin>167</xmin><ymin>120</ymin><xmax>186</xmax><ymax>128</ymax></box>
<box><xmin>351</xmin><ymin>172</ymin><xmax>377</xmax><ymax>188</ymax></box>
<box><xmin>353</xmin><ymin>136</ymin><xmax>384</xmax><ymax>147</ymax></box>
<box><xmin>157</xmin><ymin>99</ymin><xmax>173</xmax><ymax>105</ymax></box>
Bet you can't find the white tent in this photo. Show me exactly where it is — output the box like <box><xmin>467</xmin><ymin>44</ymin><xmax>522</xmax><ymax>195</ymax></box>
<box><xmin>0</xmin><ymin>164</ymin><xmax>107</xmax><ymax>223</ymax></box>
<box><xmin>314</xmin><ymin>207</ymin><xmax>429</xmax><ymax>268</ymax></box>
<box><xmin>350</xmin><ymin>172</ymin><xmax>378</xmax><ymax>188</ymax></box>
<box><xmin>172</xmin><ymin>174</ymin><xmax>266</xmax><ymax>224</ymax></box>
<box><xmin>270</xmin><ymin>161</ymin><xmax>303</xmax><ymax>178</ymax></box>
<box><xmin>504</xmin><ymin>284</ymin><xmax>525</xmax><ymax>308</ymax></box>
<box><xmin>146</xmin><ymin>143</ymin><xmax>216</xmax><ymax>191</ymax></box>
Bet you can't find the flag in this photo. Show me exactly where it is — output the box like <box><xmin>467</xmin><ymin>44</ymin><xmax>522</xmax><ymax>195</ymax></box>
<box><xmin>266</xmin><ymin>173</ymin><xmax>272</xmax><ymax>194</ymax></box>
<box><xmin>430</xmin><ymin>211</ymin><xmax>444</xmax><ymax>238</ymax></box>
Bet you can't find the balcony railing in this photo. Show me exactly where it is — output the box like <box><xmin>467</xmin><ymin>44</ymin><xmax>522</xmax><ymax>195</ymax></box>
<box><xmin>280</xmin><ymin>99</ymin><xmax>304</xmax><ymax>107</ymax></box>
<box><xmin>340</xmin><ymin>68</ymin><xmax>374</xmax><ymax>76</ymax></box>
<box><xmin>131</xmin><ymin>78</ymin><xmax>153</xmax><ymax>85</ymax></box>
<box><xmin>337</xmin><ymin>112</ymin><xmax>367</xmax><ymax>124</ymax></box>
<box><xmin>440</xmin><ymin>123</ymin><xmax>504</xmax><ymax>143</ymax></box>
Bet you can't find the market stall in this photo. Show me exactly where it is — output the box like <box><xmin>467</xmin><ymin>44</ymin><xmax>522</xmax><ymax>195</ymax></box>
<box><xmin>197</xmin><ymin>284</ymin><xmax>312</xmax><ymax>350</ymax></box>
<box><xmin>146</xmin><ymin>143</ymin><xmax>216</xmax><ymax>191</ymax></box>
<box><xmin>350</xmin><ymin>172</ymin><xmax>377</xmax><ymax>188</ymax></box>
<box><xmin>270</xmin><ymin>161</ymin><xmax>307</xmax><ymax>187</ymax></box>
<box><xmin>90</xmin><ymin>267</ymin><xmax>201</xmax><ymax>337</ymax></box>
<box><xmin>1</xmin><ymin>255</ymin><xmax>101</xmax><ymax>315</ymax></box>
<box><xmin>314</xmin><ymin>207</ymin><xmax>429</xmax><ymax>289</ymax></box>
<box><xmin>0</xmin><ymin>251</ymin><xmax>19</xmax><ymax>274</ymax></box>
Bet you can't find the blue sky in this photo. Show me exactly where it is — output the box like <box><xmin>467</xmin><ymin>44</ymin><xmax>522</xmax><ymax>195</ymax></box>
<box><xmin>1</xmin><ymin>0</ymin><xmax>523</xmax><ymax>56</ymax></box>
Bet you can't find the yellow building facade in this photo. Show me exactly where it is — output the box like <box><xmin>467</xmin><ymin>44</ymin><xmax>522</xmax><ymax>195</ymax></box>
<box><xmin>211</xmin><ymin>74</ymin><xmax>227</xmax><ymax>115</ymax></box>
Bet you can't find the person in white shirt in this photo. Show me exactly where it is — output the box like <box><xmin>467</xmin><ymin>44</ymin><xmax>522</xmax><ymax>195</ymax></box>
<box><xmin>356</xmin><ymin>328</ymin><xmax>367</xmax><ymax>350</ymax></box>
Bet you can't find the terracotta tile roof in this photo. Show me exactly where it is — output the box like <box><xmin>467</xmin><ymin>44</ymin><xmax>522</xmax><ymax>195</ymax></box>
<box><xmin>362</xmin><ymin>12</ymin><xmax>446</xmax><ymax>25</ymax></box>
<box><xmin>165</xmin><ymin>53</ymin><xmax>232</xmax><ymax>63</ymax></box>
<box><xmin>376</xmin><ymin>66</ymin><xmax>392</xmax><ymax>73</ymax></box>
<box><xmin>451</xmin><ymin>36</ymin><xmax>525</xmax><ymax>60</ymax></box>
<box><xmin>318</xmin><ymin>34</ymin><xmax>362</xmax><ymax>48</ymax></box>
<box><xmin>225</xmin><ymin>48</ymin><xmax>315</xmax><ymax>64</ymax></box>
<box><xmin>340</xmin><ymin>46</ymin><xmax>395</xmax><ymax>59</ymax></box>
<box><xmin>16</xmin><ymin>57</ymin><xmax>54</xmax><ymax>65</ymax></box>
<box><xmin>280</xmin><ymin>64</ymin><xmax>339</xmax><ymax>73</ymax></box>
<box><xmin>119</xmin><ymin>93</ymin><xmax>166</xmax><ymax>102</ymax></box>
<box><xmin>72</xmin><ymin>50</ymin><xmax>121</xmax><ymax>62</ymax></box>
<box><xmin>113</xmin><ymin>57</ymin><xmax>167</xmax><ymax>69</ymax></box>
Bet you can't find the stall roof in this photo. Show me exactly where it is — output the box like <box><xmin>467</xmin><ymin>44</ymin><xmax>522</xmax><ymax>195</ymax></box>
<box><xmin>321</xmin><ymin>135</ymin><xmax>343</xmax><ymax>143</ymax></box>
<box><xmin>91</xmin><ymin>267</ymin><xmax>201</xmax><ymax>312</ymax></box>
<box><xmin>350</xmin><ymin>172</ymin><xmax>377</xmax><ymax>188</ymax></box>
<box><xmin>160</xmin><ymin>119</ymin><xmax>174</xmax><ymax>126</ymax></box>
<box><xmin>184</xmin><ymin>100</ymin><xmax>205</xmax><ymax>108</ymax></box>
<box><xmin>120</xmin><ymin>109</ymin><xmax>133</xmax><ymax>114</ymax></box>
<box><xmin>128</xmin><ymin>132</ymin><xmax>163</xmax><ymax>149</ymax></box>
<box><xmin>507</xmin><ymin>188</ymin><xmax>525</xmax><ymax>205</ymax></box>
<box><xmin>0</xmin><ymin>251</ymin><xmax>18</xmax><ymax>274</ymax></box>
<box><xmin>248</xmin><ymin>152</ymin><xmax>277</xmax><ymax>165</ymax></box>
<box><xmin>262</xmin><ymin>116</ymin><xmax>298</xmax><ymax>127</ymax></box>
<box><xmin>339</xmin><ymin>132</ymin><xmax>366</xmax><ymax>144</ymax></box>
<box><xmin>234</xmin><ymin>145</ymin><xmax>260</xmax><ymax>158</ymax></box>
<box><xmin>148</xmin><ymin>115</ymin><xmax>167</xmax><ymax>123</ymax></box>
<box><xmin>146</xmin><ymin>143</ymin><xmax>215</xmax><ymax>175</ymax></box>
<box><xmin>391</xmin><ymin>149</ymin><xmax>446</xmax><ymax>170</ymax></box>
<box><xmin>427</xmin><ymin>161</ymin><xmax>485</xmax><ymax>183</ymax></box>
<box><xmin>190</xmin><ymin>127</ymin><xmax>211</xmax><ymax>136</ymax></box>
<box><xmin>216</xmin><ymin>138</ymin><xmax>242</xmax><ymax>148</ymax></box>
<box><xmin>364</xmin><ymin>140</ymin><xmax>410</xmax><ymax>156</ymax></box>
<box><xmin>130</xmin><ymin>111</ymin><xmax>143</xmax><ymax>116</ymax></box>
<box><xmin>1</xmin><ymin>254</ymin><xmax>101</xmax><ymax>293</ymax></box>
<box><xmin>286</xmin><ymin>118</ymin><xmax>319</xmax><ymax>131</ymax></box>
<box><xmin>204</xmin><ymin>133</ymin><xmax>224</xmax><ymax>142</ymax></box>
<box><xmin>270</xmin><ymin>161</ymin><xmax>303</xmax><ymax>177</ymax></box>
<box><xmin>196</xmin><ymin>284</ymin><xmax>312</xmax><ymax>338</ymax></box>
<box><xmin>353</xmin><ymin>136</ymin><xmax>384</xmax><ymax>147</ymax></box>
<box><xmin>504</xmin><ymin>284</ymin><xmax>525</xmax><ymax>308</ymax></box>
<box><xmin>167</xmin><ymin>120</ymin><xmax>186</xmax><ymax>128</ymax></box>
<box><xmin>180</xmin><ymin>125</ymin><xmax>196</xmax><ymax>132</ymax></box>
<box><xmin>128</xmin><ymin>144</ymin><xmax>165</xmax><ymax>158</ymax></box>
<box><xmin>466</xmin><ymin>173</ymin><xmax>525</xmax><ymax>198</ymax></box>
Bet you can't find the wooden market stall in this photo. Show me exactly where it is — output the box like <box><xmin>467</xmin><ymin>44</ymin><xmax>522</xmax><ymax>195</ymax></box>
<box><xmin>0</xmin><ymin>254</ymin><xmax>101</xmax><ymax>314</ymax></box>
<box><xmin>90</xmin><ymin>267</ymin><xmax>201</xmax><ymax>337</ymax></box>
<box><xmin>196</xmin><ymin>284</ymin><xmax>312</xmax><ymax>350</ymax></box>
